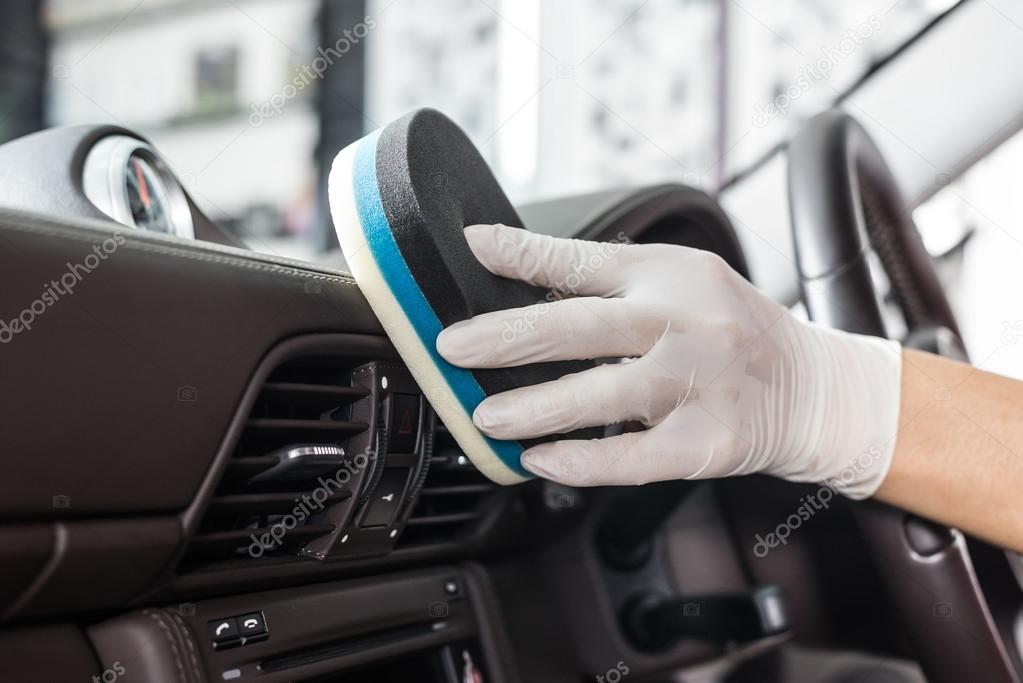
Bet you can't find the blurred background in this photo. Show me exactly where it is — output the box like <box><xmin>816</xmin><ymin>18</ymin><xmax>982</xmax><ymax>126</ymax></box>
<box><xmin>6</xmin><ymin>0</ymin><xmax>1023</xmax><ymax>376</ymax></box>
<box><xmin>0</xmin><ymin>0</ymin><xmax>954</xmax><ymax>258</ymax></box>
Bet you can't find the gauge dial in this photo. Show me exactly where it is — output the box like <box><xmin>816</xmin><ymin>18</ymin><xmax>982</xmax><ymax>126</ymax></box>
<box><xmin>126</xmin><ymin>152</ymin><xmax>174</xmax><ymax>234</ymax></box>
<box><xmin>83</xmin><ymin>136</ymin><xmax>195</xmax><ymax>239</ymax></box>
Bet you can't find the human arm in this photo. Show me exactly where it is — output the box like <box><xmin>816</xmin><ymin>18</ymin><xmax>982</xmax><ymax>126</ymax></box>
<box><xmin>877</xmin><ymin>348</ymin><xmax>1023</xmax><ymax>551</ymax></box>
<box><xmin>435</xmin><ymin>224</ymin><xmax>1023</xmax><ymax>553</ymax></box>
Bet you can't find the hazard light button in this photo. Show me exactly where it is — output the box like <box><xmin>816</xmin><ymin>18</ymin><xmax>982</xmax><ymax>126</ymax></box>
<box><xmin>388</xmin><ymin>393</ymin><xmax>421</xmax><ymax>454</ymax></box>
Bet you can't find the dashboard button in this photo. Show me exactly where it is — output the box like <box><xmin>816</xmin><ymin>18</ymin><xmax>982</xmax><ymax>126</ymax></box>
<box><xmin>208</xmin><ymin>617</ymin><xmax>239</xmax><ymax>645</ymax></box>
<box><xmin>238</xmin><ymin>611</ymin><xmax>267</xmax><ymax>637</ymax></box>
<box><xmin>388</xmin><ymin>394</ymin><xmax>420</xmax><ymax>453</ymax></box>
<box><xmin>361</xmin><ymin>468</ymin><xmax>410</xmax><ymax>528</ymax></box>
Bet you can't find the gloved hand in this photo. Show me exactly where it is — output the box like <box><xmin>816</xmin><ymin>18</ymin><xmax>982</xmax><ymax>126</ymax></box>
<box><xmin>436</xmin><ymin>224</ymin><xmax>903</xmax><ymax>499</ymax></box>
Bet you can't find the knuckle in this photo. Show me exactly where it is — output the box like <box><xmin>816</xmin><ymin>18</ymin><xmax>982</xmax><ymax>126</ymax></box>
<box><xmin>574</xmin><ymin>365</ymin><xmax>624</xmax><ymax>419</ymax></box>
<box><xmin>716</xmin><ymin>320</ymin><xmax>750</xmax><ymax>351</ymax></box>
<box><xmin>611</xmin><ymin>240</ymin><xmax>643</xmax><ymax>263</ymax></box>
<box><xmin>552</xmin><ymin>300</ymin><xmax>592</xmax><ymax>339</ymax></box>
<box><xmin>553</xmin><ymin>445</ymin><xmax>596</xmax><ymax>485</ymax></box>
<box><xmin>534</xmin><ymin>386</ymin><xmax>569</xmax><ymax>417</ymax></box>
<box><xmin>715</xmin><ymin>434</ymin><xmax>747</xmax><ymax>461</ymax></box>
<box><xmin>696</xmin><ymin>250</ymin><xmax>732</xmax><ymax>279</ymax></box>
<box><xmin>628</xmin><ymin>359</ymin><xmax>671</xmax><ymax>419</ymax></box>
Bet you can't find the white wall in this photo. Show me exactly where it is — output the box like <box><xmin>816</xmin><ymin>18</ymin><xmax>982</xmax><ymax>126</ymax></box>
<box><xmin>48</xmin><ymin>0</ymin><xmax>320</xmax><ymax>223</ymax></box>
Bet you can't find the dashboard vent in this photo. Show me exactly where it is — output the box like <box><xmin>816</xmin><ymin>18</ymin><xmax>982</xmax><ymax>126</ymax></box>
<box><xmin>181</xmin><ymin>356</ymin><xmax>372</xmax><ymax>571</ymax></box>
<box><xmin>398</xmin><ymin>421</ymin><xmax>497</xmax><ymax>548</ymax></box>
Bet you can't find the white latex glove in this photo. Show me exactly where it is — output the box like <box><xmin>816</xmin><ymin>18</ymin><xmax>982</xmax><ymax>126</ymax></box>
<box><xmin>435</xmin><ymin>224</ymin><xmax>903</xmax><ymax>499</ymax></box>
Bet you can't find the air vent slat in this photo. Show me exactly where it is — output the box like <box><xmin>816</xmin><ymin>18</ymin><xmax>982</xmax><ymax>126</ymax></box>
<box><xmin>181</xmin><ymin>351</ymin><xmax>376</xmax><ymax>572</ymax></box>
<box><xmin>188</xmin><ymin>524</ymin><xmax>335</xmax><ymax>556</ymax></box>
<box><xmin>261</xmin><ymin>382</ymin><xmax>369</xmax><ymax>400</ymax></box>
<box><xmin>420</xmin><ymin>484</ymin><xmax>494</xmax><ymax>496</ymax></box>
<box><xmin>245</xmin><ymin>418</ymin><xmax>368</xmax><ymax>435</ymax></box>
<box><xmin>405</xmin><ymin>511</ymin><xmax>482</xmax><ymax>526</ymax></box>
<box><xmin>222</xmin><ymin>456</ymin><xmax>279</xmax><ymax>481</ymax></box>
<box><xmin>208</xmin><ymin>490</ymin><xmax>352</xmax><ymax>515</ymax></box>
<box><xmin>398</xmin><ymin>419</ymin><xmax>495</xmax><ymax>549</ymax></box>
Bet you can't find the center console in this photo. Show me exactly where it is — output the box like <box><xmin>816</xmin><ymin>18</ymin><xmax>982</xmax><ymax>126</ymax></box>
<box><xmin>87</xmin><ymin>565</ymin><xmax>514</xmax><ymax>682</ymax></box>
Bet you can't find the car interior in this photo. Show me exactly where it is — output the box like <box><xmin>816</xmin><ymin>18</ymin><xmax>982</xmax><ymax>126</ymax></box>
<box><xmin>2</xmin><ymin>1</ymin><xmax>1023</xmax><ymax>682</ymax></box>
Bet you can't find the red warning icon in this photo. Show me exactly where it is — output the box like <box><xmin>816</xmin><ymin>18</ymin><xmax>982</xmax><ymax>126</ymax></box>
<box><xmin>398</xmin><ymin>407</ymin><xmax>414</xmax><ymax>434</ymax></box>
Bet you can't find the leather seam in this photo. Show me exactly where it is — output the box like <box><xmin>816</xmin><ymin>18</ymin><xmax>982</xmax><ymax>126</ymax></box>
<box><xmin>0</xmin><ymin>218</ymin><xmax>357</xmax><ymax>286</ymax></box>
<box><xmin>119</xmin><ymin>240</ymin><xmax>357</xmax><ymax>286</ymax></box>
<box><xmin>170</xmin><ymin>612</ymin><xmax>202</xmax><ymax>683</ymax></box>
<box><xmin>145</xmin><ymin>609</ymin><xmax>188</xmax><ymax>683</ymax></box>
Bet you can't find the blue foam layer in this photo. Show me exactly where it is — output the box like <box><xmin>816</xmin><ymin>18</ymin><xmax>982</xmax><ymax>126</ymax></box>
<box><xmin>351</xmin><ymin>129</ymin><xmax>530</xmax><ymax>478</ymax></box>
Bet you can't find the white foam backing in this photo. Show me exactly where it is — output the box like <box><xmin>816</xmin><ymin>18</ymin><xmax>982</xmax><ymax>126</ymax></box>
<box><xmin>328</xmin><ymin>141</ymin><xmax>526</xmax><ymax>486</ymax></box>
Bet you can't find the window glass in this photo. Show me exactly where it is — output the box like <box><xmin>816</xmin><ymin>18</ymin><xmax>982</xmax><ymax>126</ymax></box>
<box><xmin>914</xmin><ymin>126</ymin><xmax>1023</xmax><ymax>380</ymax></box>
<box><xmin>45</xmin><ymin>0</ymin><xmax>956</xmax><ymax>258</ymax></box>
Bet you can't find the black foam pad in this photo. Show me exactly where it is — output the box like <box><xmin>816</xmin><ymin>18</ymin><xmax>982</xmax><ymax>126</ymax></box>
<box><xmin>376</xmin><ymin>109</ymin><xmax>594</xmax><ymax>406</ymax></box>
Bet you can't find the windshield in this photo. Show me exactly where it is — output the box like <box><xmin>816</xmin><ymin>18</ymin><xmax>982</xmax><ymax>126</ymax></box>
<box><xmin>43</xmin><ymin>0</ymin><xmax>957</xmax><ymax>259</ymax></box>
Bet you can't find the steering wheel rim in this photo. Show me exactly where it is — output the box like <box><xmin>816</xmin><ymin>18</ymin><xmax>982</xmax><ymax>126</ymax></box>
<box><xmin>788</xmin><ymin>110</ymin><xmax>1019</xmax><ymax>683</ymax></box>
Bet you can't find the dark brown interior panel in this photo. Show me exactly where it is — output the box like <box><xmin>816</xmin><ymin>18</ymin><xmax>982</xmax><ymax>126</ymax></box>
<box><xmin>9</xmin><ymin>518</ymin><xmax>181</xmax><ymax>619</ymax></box>
<box><xmin>0</xmin><ymin>624</ymin><xmax>100</xmax><ymax>683</ymax></box>
<box><xmin>0</xmin><ymin>208</ymin><xmax>380</xmax><ymax>518</ymax></box>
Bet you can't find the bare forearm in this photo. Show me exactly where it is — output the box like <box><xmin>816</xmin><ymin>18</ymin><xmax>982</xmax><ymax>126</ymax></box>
<box><xmin>876</xmin><ymin>348</ymin><xmax>1023</xmax><ymax>552</ymax></box>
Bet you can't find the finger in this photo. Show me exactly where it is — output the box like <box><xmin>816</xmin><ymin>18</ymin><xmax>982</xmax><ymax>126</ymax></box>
<box><xmin>464</xmin><ymin>223</ymin><xmax>637</xmax><ymax>297</ymax></box>
<box><xmin>436</xmin><ymin>297</ymin><xmax>660</xmax><ymax>367</ymax></box>
<box><xmin>519</xmin><ymin>430</ymin><xmax>657</xmax><ymax>486</ymax></box>
<box><xmin>473</xmin><ymin>358</ymin><xmax>683</xmax><ymax>439</ymax></box>
<box><xmin>520</xmin><ymin>410</ymin><xmax>751</xmax><ymax>486</ymax></box>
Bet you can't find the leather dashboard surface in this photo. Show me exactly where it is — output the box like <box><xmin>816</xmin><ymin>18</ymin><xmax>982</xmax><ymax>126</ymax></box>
<box><xmin>0</xmin><ymin>208</ymin><xmax>382</xmax><ymax>518</ymax></box>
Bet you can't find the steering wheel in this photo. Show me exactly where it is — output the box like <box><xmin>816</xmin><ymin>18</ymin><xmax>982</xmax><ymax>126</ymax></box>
<box><xmin>788</xmin><ymin>110</ymin><xmax>1020</xmax><ymax>683</ymax></box>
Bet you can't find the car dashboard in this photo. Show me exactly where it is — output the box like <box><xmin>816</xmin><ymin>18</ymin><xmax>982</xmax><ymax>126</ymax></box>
<box><xmin>0</xmin><ymin>125</ymin><xmax>896</xmax><ymax>683</ymax></box>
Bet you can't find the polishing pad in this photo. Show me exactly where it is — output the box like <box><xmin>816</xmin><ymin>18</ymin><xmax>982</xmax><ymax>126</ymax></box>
<box><xmin>329</xmin><ymin>108</ymin><xmax>594</xmax><ymax>485</ymax></box>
